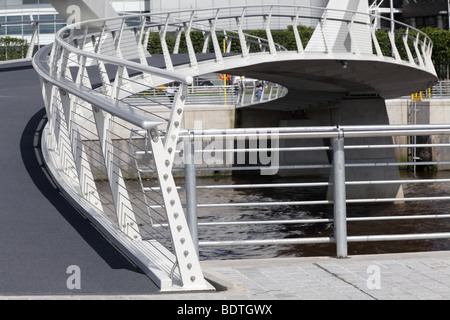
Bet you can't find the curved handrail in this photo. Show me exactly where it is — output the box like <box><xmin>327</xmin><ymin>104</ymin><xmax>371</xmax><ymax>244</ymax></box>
<box><xmin>81</xmin><ymin>4</ymin><xmax>434</xmax><ymax>51</ymax></box>
<box><xmin>32</xmin><ymin>44</ymin><xmax>165</xmax><ymax>129</ymax></box>
<box><xmin>88</xmin><ymin>4</ymin><xmax>434</xmax><ymax>48</ymax></box>
<box><xmin>54</xmin><ymin>25</ymin><xmax>194</xmax><ymax>86</ymax></box>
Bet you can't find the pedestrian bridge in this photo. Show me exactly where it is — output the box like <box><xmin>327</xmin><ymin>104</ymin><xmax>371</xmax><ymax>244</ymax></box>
<box><xmin>30</xmin><ymin>4</ymin><xmax>444</xmax><ymax>292</ymax></box>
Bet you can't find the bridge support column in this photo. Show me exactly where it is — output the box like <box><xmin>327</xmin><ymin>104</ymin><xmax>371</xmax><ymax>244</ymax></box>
<box><xmin>327</xmin><ymin>97</ymin><xmax>405</xmax><ymax>200</ymax></box>
<box><xmin>236</xmin><ymin>97</ymin><xmax>404</xmax><ymax>201</ymax></box>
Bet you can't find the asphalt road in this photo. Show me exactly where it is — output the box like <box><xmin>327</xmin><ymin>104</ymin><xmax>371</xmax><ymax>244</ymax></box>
<box><xmin>0</xmin><ymin>60</ymin><xmax>159</xmax><ymax>296</ymax></box>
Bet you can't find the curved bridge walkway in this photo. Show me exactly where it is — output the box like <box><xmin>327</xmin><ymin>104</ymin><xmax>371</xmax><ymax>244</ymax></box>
<box><xmin>0</xmin><ymin>60</ymin><xmax>158</xmax><ymax>295</ymax></box>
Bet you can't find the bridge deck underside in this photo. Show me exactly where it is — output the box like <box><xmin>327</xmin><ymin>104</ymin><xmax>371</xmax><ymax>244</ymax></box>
<box><xmin>221</xmin><ymin>58</ymin><xmax>437</xmax><ymax>111</ymax></box>
<box><xmin>134</xmin><ymin>53</ymin><xmax>437</xmax><ymax>111</ymax></box>
<box><xmin>65</xmin><ymin>47</ymin><xmax>436</xmax><ymax>112</ymax></box>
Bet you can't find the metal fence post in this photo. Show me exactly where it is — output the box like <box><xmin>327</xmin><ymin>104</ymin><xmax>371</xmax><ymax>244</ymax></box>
<box><xmin>332</xmin><ymin>128</ymin><xmax>348</xmax><ymax>258</ymax></box>
<box><xmin>185</xmin><ymin>134</ymin><xmax>199</xmax><ymax>257</ymax></box>
<box><xmin>26</xmin><ymin>22</ymin><xmax>38</xmax><ymax>59</ymax></box>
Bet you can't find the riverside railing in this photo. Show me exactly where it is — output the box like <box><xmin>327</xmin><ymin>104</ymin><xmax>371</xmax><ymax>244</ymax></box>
<box><xmin>177</xmin><ymin>125</ymin><xmax>450</xmax><ymax>259</ymax></box>
<box><xmin>431</xmin><ymin>80</ymin><xmax>450</xmax><ymax>99</ymax></box>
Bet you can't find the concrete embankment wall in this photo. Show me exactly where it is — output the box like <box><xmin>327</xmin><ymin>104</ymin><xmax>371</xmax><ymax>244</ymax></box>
<box><xmin>237</xmin><ymin>98</ymin><xmax>450</xmax><ymax>172</ymax></box>
<box><xmin>386</xmin><ymin>99</ymin><xmax>450</xmax><ymax>170</ymax></box>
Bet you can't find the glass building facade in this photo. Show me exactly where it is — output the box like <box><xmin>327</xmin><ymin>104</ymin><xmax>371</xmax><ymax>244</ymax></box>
<box><xmin>0</xmin><ymin>0</ymin><xmax>150</xmax><ymax>44</ymax></box>
<box><xmin>401</xmin><ymin>0</ymin><xmax>450</xmax><ymax>29</ymax></box>
<box><xmin>372</xmin><ymin>0</ymin><xmax>450</xmax><ymax>29</ymax></box>
<box><xmin>0</xmin><ymin>0</ymin><xmax>328</xmax><ymax>45</ymax></box>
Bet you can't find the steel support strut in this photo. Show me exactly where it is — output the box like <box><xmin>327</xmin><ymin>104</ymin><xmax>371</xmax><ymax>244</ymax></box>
<box><xmin>148</xmin><ymin>84</ymin><xmax>208</xmax><ymax>289</ymax></box>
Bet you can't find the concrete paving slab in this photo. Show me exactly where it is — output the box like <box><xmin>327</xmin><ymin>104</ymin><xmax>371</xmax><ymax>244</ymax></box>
<box><xmin>2</xmin><ymin>250</ymin><xmax>449</xmax><ymax>301</ymax></box>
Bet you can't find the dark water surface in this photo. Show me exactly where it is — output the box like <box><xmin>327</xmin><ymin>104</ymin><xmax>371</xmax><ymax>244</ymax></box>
<box><xmin>192</xmin><ymin>170</ymin><xmax>450</xmax><ymax>261</ymax></box>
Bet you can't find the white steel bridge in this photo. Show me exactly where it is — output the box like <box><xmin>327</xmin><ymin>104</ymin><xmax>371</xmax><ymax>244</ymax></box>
<box><xmin>31</xmin><ymin>3</ymin><xmax>440</xmax><ymax>291</ymax></box>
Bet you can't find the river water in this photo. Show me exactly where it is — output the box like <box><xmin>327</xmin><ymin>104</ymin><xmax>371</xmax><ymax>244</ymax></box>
<box><xmin>191</xmin><ymin>170</ymin><xmax>450</xmax><ymax>261</ymax></box>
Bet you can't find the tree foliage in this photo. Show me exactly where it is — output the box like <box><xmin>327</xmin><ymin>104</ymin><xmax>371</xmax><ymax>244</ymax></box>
<box><xmin>146</xmin><ymin>26</ymin><xmax>450</xmax><ymax>79</ymax></box>
<box><xmin>0</xmin><ymin>37</ymin><xmax>28</xmax><ymax>61</ymax></box>
<box><xmin>421</xmin><ymin>27</ymin><xmax>450</xmax><ymax>79</ymax></box>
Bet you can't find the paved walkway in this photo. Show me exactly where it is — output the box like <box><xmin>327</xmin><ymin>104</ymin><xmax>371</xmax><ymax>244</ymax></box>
<box><xmin>199</xmin><ymin>250</ymin><xmax>450</xmax><ymax>300</ymax></box>
<box><xmin>3</xmin><ymin>250</ymin><xmax>450</xmax><ymax>300</ymax></box>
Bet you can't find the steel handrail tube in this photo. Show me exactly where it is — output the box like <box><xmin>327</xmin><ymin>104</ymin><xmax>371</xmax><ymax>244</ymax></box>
<box><xmin>196</xmin><ymin>214</ymin><xmax>450</xmax><ymax>227</ymax></box>
<box><xmin>32</xmin><ymin>46</ymin><xmax>165</xmax><ymax>130</ymax></box>
<box><xmin>177</xmin><ymin>124</ymin><xmax>450</xmax><ymax>142</ymax></box>
<box><xmin>199</xmin><ymin>237</ymin><xmax>335</xmax><ymax>247</ymax></box>
<box><xmin>55</xmin><ymin>28</ymin><xmax>194</xmax><ymax>86</ymax></box>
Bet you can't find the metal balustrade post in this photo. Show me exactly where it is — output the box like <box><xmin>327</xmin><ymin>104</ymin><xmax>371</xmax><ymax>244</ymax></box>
<box><xmin>321</xmin><ymin>10</ymin><xmax>333</xmax><ymax>57</ymax></box>
<box><xmin>92</xmin><ymin>108</ymin><xmax>142</xmax><ymax>241</ymax></box>
<box><xmin>292</xmin><ymin>8</ymin><xmax>305</xmax><ymax>56</ymax></box>
<box><xmin>185</xmin><ymin>12</ymin><xmax>199</xmax><ymax>71</ymax></box>
<box><xmin>403</xmin><ymin>28</ymin><xmax>415</xmax><ymax>65</ymax></box>
<box><xmin>160</xmin><ymin>15</ymin><xmax>174</xmax><ymax>71</ymax></box>
<box><xmin>26</xmin><ymin>22</ymin><xmax>39</xmax><ymax>59</ymax></box>
<box><xmin>388</xmin><ymin>30</ymin><xmax>401</xmax><ymax>62</ymax></box>
<box><xmin>370</xmin><ymin>23</ymin><xmax>384</xmax><ymax>59</ymax></box>
<box><xmin>237</xmin><ymin>8</ymin><xmax>250</xmax><ymax>60</ymax></box>
<box><xmin>264</xmin><ymin>7</ymin><xmax>277</xmax><ymax>57</ymax></box>
<box><xmin>210</xmin><ymin>9</ymin><xmax>224</xmax><ymax>65</ymax></box>
<box><xmin>414</xmin><ymin>34</ymin><xmax>425</xmax><ymax>68</ymax></box>
<box><xmin>332</xmin><ymin>129</ymin><xmax>348</xmax><ymax>259</ymax></box>
<box><xmin>185</xmin><ymin>136</ymin><xmax>199</xmax><ymax>257</ymax></box>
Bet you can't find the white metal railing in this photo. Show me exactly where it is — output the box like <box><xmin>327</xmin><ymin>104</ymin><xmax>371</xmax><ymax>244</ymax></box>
<box><xmin>32</xmin><ymin>4</ymin><xmax>438</xmax><ymax>291</ymax></box>
<box><xmin>127</xmin><ymin>85</ymin><xmax>240</xmax><ymax>106</ymax></box>
<box><xmin>126</xmin><ymin>82</ymin><xmax>288</xmax><ymax>107</ymax></box>
<box><xmin>431</xmin><ymin>80</ymin><xmax>450</xmax><ymax>99</ymax></box>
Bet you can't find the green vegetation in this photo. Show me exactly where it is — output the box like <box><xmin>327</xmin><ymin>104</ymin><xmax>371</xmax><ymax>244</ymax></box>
<box><xmin>420</xmin><ymin>27</ymin><xmax>450</xmax><ymax>80</ymax></box>
<box><xmin>146</xmin><ymin>26</ymin><xmax>315</xmax><ymax>55</ymax></box>
<box><xmin>148</xmin><ymin>25</ymin><xmax>450</xmax><ymax>80</ymax></box>
<box><xmin>0</xmin><ymin>37</ymin><xmax>28</xmax><ymax>61</ymax></box>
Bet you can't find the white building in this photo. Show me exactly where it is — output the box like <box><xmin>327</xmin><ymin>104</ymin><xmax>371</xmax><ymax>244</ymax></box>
<box><xmin>0</xmin><ymin>0</ymin><xmax>150</xmax><ymax>45</ymax></box>
<box><xmin>151</xmin><ymin>0</ymin><xmax>328</xmax><ymax>30</ymax></box>
<box><xmin>151</xmin><ymin>0</ymin><xmax>327</xmax><ymax>12</ymax></box>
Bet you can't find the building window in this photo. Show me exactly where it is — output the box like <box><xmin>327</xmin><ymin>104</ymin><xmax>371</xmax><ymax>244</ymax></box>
<box><xmin>23</xmin><ymin>0</ymin><xmax>50</xmax><ymax>4</ymax></box>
